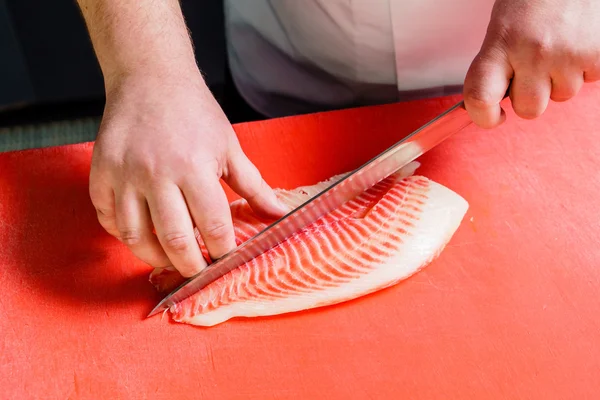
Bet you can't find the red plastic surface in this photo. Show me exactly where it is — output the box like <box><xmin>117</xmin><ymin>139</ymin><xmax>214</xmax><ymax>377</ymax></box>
<box><xmin>2</xmin><ymin>84</ymin><xmax>600</xmax><ymax>399</ymax></box>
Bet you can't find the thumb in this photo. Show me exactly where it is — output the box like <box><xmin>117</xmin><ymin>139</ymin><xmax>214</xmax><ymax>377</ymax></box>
<box><xmin>463</xmin><ymin>37</ymin><xmax>513</xmax><ymax>129</ymax></box>
<box><xmin>224</xmin><ymin>148</ymin><xmax>290</xmax><ymax>219</ymax></box>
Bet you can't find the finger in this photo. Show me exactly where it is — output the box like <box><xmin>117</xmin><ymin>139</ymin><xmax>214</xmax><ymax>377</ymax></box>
<box><xmin>550</xmin><ymin>71</ymin><xmax>584</xmax><ymax>102</ymax></box>
<box><xmin>510</xmin><ymin>70</ymin><xmax>551</xmax><ymax>119</ymax></box>
<box><xmin>463</xmin><ymin>44</ymin><xmax>513</xmax><ymax>129</ymax></box>
<box><xmin>114</xmin><ymin>188</ymin><xmax>171</xmax><ymax>268</ymax></box>
<box><xmin>89</xmin><ymin>176</ymin><xmax>120</xmax><ymax>238</ymax></box>
<box><xmin>146</xmin><ymin>183</ymin><xmax>207</xmax><ymax>278</ymax></box>
<box><xmin>180</xmin><ymin>175</ymin><xmax>237</xmax><ymax>261</ymax></box>
<box><xmin>224</xmin><ymin>148</ymin><xmax>289</xmax><ymax>219</ymax></box>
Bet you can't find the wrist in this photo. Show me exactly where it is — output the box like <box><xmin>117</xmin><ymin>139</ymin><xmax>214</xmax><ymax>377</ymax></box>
<box><xmin>77</xmin><ymin>0</ymin><xmax>200</xmax><ymax>93</ymax></box>
<box><xmin>103</xmin><ymin>59</ymin><xmax>206</xmax><ymax>98</ymax></box>
<box><xmin>102</xmin><ymin>51</ymin><xmax>202</xmax><ymax>89</ymax></box>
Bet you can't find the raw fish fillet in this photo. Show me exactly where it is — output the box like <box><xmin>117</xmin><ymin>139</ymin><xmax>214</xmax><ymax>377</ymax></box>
<box><xmin>149</xmin><ymin>162</ymin><xmax>468</xmax><ymax>326</ymax></box>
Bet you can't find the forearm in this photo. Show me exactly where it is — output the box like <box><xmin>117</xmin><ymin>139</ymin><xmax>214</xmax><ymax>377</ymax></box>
<box><xmin>76</xmin><ymin>0</ymin><xmax>199</xmax><ymax>88</ymax></box>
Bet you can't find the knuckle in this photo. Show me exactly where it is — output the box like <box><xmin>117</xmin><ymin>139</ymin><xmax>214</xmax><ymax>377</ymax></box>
<box><xmin>201</xmin><ymin>220</ymin><xmax>231</xmax><ymax>241</ymax></box>
<box><xmin>95</xmin><ymin>206</ymin><xmax>115</xmax><ymax>218</ymax></box>
<box><xmin>522</xmin><ymin>33</ymin><xmax>554</xmax><ymax>63</ymax></box>
<box><xmin>198</xmin><ymin>157</ymin><xmax>221</xmax><ymax>173</ymax></box>
<box><xmin>465</xmin><ymin>87</ymin><xmax>497</xmax><ymax>109</ymax></box>
<box><xmin>119</xmin><ymin>229</ymin><xmax>143</xmax><ymax>246</ymax></box>
<box><xmin>530</xmin><ymin>37</ymin><xmax>552</xmax><ymax>56</ymax></box>
<box><xmin>162</xmin><ymin>232</ymin><xmax>192</xmax><ymax>253</ymax></box>
<box><xmin>92</xmin><ymin>152</ymin><xmax>125</xmax><ymax>177</ymax></box>
<box><xmin>123</xmin><ymin>157</ymin><xmax>159</xmax><ymax>183</ymax></box>
<box><xmin>139</xmin><ymin>156</ymin><xmax>198</xmax><ymax>188</ymax></box>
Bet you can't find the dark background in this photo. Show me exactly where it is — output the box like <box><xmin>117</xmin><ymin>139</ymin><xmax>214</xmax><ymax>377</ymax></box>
<box><xmin>0</xmin><ymin>0</ymin><xmax>260</xmax><ymax>128</ymax></box>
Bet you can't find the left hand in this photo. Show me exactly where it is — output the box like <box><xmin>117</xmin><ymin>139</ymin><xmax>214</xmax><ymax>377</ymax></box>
<box><xmin>463</xmin><ymin>0</ymin><xmax>600</xmax><ymax>128</ymax></box>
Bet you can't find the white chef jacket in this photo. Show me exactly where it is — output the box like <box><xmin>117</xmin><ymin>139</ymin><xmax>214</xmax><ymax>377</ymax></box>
<box><xmin>224</xmin><ymin>0</ymin><xmax>495</xmax><ymax>117</ymax></box>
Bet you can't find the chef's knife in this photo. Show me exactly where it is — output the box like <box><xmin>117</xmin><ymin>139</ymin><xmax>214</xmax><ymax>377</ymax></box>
<box><xmin>147</xmin><ymin>98</ymin><xmax>488</xmax><ymax>317</ymax></box>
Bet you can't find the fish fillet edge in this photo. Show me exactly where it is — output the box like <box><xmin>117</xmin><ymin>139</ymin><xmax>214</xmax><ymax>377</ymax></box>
<box><xmin>177</xmin><ymin>177</ymin><xmax>469</xmax><ymax>327</ymax></box>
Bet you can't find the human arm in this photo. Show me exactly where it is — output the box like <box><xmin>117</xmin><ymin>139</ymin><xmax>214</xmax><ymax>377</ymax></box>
<box><xmin>76</xmin><ymin>0</ymin><xmax>288</xmax><ymax>276</ymax></box>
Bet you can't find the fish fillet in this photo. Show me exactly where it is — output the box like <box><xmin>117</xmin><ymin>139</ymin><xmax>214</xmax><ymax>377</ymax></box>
<box><xmin>149</xmin><ymin>162</ymin><xmax>468</xmax><ymax>326</ymax></box>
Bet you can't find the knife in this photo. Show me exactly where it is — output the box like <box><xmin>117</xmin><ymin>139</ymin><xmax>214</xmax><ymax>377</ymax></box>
<box><xmin>147</xmin><ymin>98</ymin><xmax>480</xmax><ymax>318</ymax></box>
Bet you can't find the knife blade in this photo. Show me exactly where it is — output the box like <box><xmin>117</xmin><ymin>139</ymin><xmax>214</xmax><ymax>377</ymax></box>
<box><xmin>147</xmin><ymin>99</ymin><xmax>475</xmax><ymax>318</ymax></box>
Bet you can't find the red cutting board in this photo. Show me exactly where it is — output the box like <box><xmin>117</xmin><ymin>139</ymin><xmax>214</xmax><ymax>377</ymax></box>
<box><xmin>2</xmin><ymin>83</ymin><xmax>600</xmax><ymax>400</ymax></box>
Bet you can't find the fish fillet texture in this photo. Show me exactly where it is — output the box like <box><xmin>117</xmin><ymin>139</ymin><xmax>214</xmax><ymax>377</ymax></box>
<box><xmin>149</xmin><ymin>162</ymin><xmax>468</xmax><ymax>326</ymax></box>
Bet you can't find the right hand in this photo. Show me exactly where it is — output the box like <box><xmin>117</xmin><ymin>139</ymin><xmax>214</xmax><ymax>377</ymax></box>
<box><xmin>89</xmin><ymin>71</ymin><xmax>289</xmax><ymax>277</ymax></box>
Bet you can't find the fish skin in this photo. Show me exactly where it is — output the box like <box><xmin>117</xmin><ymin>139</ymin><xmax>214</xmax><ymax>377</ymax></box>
<box><xmin>149</xmin><ymin>162</ymin><xmax>468</xmax><ymax>326</ymax></box>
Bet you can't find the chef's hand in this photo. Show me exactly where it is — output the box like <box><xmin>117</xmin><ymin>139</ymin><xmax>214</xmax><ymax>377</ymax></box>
<box><xmin>463</xmin><ymin>0</ymin><xmax>600</xmax><ymax>128</ymax></box>
<box><xmin>89</xmin><ymin>72</ymin><xmax>288</xmax><ymax>277</ymax></box>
